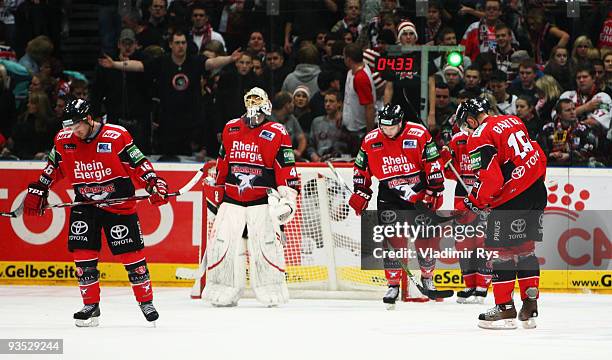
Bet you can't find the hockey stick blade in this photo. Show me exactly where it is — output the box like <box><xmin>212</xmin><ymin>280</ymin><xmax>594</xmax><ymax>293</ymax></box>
<box><xmin>0</xmin><ymin>201</ymin><xmax>24</xmax><ymax>218</ymax></box>
<box><xmin>387</xmin><ymin>242</ymin><xmax>454</xmax><ymax>300</ymax></box>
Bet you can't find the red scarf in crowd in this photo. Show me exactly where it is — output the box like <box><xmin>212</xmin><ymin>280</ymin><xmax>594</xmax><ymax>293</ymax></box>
<box><xmin>192</xmin><ymin>23</ymin><xmax>212</xmax><ymax>47</ymax></box>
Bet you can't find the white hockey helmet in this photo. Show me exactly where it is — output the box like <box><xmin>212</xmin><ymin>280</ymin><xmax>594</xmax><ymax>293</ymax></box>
<box><xmin>244</xmin><ymin>87</ymin><xmax>272</xmax><ymax>127</ymax></box>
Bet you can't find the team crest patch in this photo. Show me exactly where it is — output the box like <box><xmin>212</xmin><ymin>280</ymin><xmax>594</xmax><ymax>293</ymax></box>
<box><xmin>403</xmin><ymin>139</ymin><xmax>417</xmax><ymax>149</ymax></box>
<box><xmin>97</xmin><ymin>143</ymin><xmax>112</xmax><ymax>153</ymax></box>
<box><xmin>260</xmin><ymin>130</ymin><xmax>275</xmax><ymax>141</ymax></box>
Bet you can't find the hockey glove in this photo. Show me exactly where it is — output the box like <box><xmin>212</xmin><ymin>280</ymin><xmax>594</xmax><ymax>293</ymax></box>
<box><xmin>349</xmin><ymin>187</ymin><xmax>372</xmax><ymax>216</ymax></box>
<box><xmin>24</xmin><ymin>182</ymin><xmax>49</xmax><ymax>216</ymax></box>
<box><xmin>268</xmin><ymin>186</ymin><xmax>298</xmax><ymax>225</ymax></box>
<box><xmin>203</xmin><ymin>182</ymin><xmax>224</xmax><ymax>209</ymax></box>
<box><xmin>146</xmin><ymin>177</ymin><xmax>169</xmax><ymax>206</ymax></box>
<box><xmin>439</xmin><ymin>146</ymin><xmax>452</xmax><ymax>166</ymax></box>
<box><xmin>423</xmin><ymin>188</ymin><xmax>443</xmax><ymax>211</ymax></box>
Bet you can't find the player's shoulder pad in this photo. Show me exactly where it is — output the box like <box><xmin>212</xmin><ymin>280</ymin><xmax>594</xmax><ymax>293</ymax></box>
<box><xmin>403</xmin><ymin>122</ymin><xmax>428</xmax><ymax>139</ymax></box>
<box><xmin>363</xmin><ymin>128</ymin><xmax>382</xmax><ymax>144</ymax></box>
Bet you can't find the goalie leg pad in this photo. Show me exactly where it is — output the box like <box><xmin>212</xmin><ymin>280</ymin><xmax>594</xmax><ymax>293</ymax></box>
<box><xmin>204</xmin><ymin>203</ymin><xmax>247</xmax><ymax>306</ymax></box>
<box><xmin>246</xmin><ymin>204</ymin><xmax>289</xmax><ymax>306</ymax></box>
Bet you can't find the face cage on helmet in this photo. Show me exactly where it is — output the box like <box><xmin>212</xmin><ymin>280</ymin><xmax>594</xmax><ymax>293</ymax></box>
<box><xmin>244</xmin><ymin>95</ymin><xmax>270</xmax><ymax>127</ymax></box>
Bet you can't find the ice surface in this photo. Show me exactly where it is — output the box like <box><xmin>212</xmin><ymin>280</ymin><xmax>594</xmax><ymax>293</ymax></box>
<box><xmin>0</xmin><ymin>286</ymin><xmax>610</xmax><ymax>360</ymax></box>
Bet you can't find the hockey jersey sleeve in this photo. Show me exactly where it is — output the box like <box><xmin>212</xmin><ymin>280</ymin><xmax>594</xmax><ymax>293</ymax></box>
<box><xmin>420</xmin><ymin>131</ymin><xmax>444</xmax><ymax>192</ymax></box>
<box><xmin>353</xmin><ymin>145</ymin><xmax>373</xmax><ymax>191</ymax></box>
<box><xmin>37</xmin><ymin>146</ymin><xmax>66</xmax><ymax>189</ymax></box>
<box><xmin>116</xmin><ymin>129</ymin><xmax>159</xmax><ymax>187</ymax></box>
<box><xmin>467</xmin><ymin>138</ymin><xmax>503</xmax><ymax>208</ymax></box>
<box><xmin>274</xmin><ymin>131</ymin><xmax>300</xmax><ymax>191</ymax></box>
<box><xmin>215</xmin><ymin>141</ymin><xmax>229</xmax><ymax>186</ymax></box>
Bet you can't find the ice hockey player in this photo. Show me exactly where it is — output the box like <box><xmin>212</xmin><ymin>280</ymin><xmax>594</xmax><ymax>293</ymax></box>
<box><xmin>23</xmin><ymin>99</ymin><xmax>168</xmax><ymax>327</ymax></box>
<box><xmin>203</xmin><ymin>87</ymin><xmax>299</xmax><ymax>307</ymax></box>
<box><xmin>454</xmin><ymin>97</ymin><xmax>547</xmax><ymax>329</ymax></box>
<box><xmin>440</xmin><ymin>131</ymin><xmax>491</xmax><ymax>304</ymax></box>
<box><xmin>349</xmin><ymin>104</ymin><xmax>445</xmax><ymax>308</ymax></box>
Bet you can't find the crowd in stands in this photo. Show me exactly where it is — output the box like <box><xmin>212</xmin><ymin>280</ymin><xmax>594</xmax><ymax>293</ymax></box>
<box><xmin>0</xmin><ymin>0</ymin><xmax>611</xmax><ymax>167</ymax></box>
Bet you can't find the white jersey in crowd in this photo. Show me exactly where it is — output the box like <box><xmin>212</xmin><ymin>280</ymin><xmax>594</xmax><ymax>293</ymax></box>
<box><xmin>343</xmin><ymin>65</ymin><xmax>376</xmax><ymax>132</ymax></box>
<box><xmin>496</xmin><ymin>94</ymin><xmax>518</xmax><ymax>116</ymax></box>
<box><xmin>559</xmin><ymin>90</ymin><xmax>612</xmax><ymax>129</ymax></box>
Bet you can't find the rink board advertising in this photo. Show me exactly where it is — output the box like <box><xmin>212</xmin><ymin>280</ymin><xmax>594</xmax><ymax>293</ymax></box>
<box><xmin>1</xmin><ymin>162</ymin><xmax>611</xmax><ymax>290</ymax></box>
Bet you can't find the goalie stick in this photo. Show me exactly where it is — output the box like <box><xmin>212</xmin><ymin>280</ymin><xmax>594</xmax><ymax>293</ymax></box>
<box><xmin>326</xmin><ymin>161</ymin><xmax>454</xmax><ymax>300</ymax></box>
<box><xmin>1</xmin><ymin>167</ymin><xmax>205</xmax><ymax>218</ymax></box>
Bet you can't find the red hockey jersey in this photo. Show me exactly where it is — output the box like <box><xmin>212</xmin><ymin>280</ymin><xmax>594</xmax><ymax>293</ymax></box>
<box><xmin>216</xmin><ymin>118</ymin><xmax>299</xmax><ymax>204</ymax></box>
<box><xmin>40</xmin><ymin>124</ymin><xmax>157</xmax><ymax>214</ymax></box>
<box><xmin>353</xmin><ymin>123</ymin><xmax>444</xmax><ymax>203</ymax></box>
<box><xmin>445</xmin><ymin>131</ymin><xmax>476</xmax><ymax>210</ymax></box>
<box><xmin>467</xmin><ymin>115</ymin><xmax>547</xmax><ymax>208</ymax></box>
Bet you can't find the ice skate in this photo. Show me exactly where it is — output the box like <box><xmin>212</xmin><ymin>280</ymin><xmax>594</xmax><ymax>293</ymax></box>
<box><xmin>519</xmin><ymin>288</ymin><xmax>538</xmax><ymax>329</ymax></box>
<box><xmin>74</xmin><ymin>303</ymin><xmax>100</xmax><ymax>327</ymax></box>
<box><xmin>478</xmin><ymin>301</ymin><xmax>517</xmax><ymax>330</ymax></box>
<box><xmin>456</xmin><ymin>288</ymin><xmax>476</xmax><ymax>304</ymax></box>
<box><xmin>383</xmin><ymin>285</ymin><xmax>400</xmax><ymax>310</ymax></box>
<box><xmin>139</xmin><ymin>301</ymin><xmax>159</xmax><ymax>325</ymax></box>
<box><xmin>473</xmin><ymin>287</ymin><xmax>488</xmax><ymax>304</ymax></box>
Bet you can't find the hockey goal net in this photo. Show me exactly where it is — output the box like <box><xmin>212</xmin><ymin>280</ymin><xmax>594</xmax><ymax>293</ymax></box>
<box><xmin>192</xmin><ymin>163</ymin><xmax>419</xmax><ymax>300</ymax></box>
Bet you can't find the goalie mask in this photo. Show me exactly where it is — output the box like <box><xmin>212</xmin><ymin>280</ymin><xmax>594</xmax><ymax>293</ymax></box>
<box><xmin>244</xmin><ymin>87</ymin><xmax>272</xmax><ymax>128</ymax></box>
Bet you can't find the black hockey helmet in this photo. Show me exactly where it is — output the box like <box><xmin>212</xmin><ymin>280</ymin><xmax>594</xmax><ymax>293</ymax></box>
<box><xmin>378</xmin><ymin>104</ymin><xmax>404</xmax><ymax>127</ymax></box>
<box><xmin>454</xmin><ymin>97</ymin><xmax>491</xmax><ymax>130</ymax></box>
<box><xmin>62</xmin><ymin>99</ymin><xmax>92</xmax><ymax>128</ymax></box>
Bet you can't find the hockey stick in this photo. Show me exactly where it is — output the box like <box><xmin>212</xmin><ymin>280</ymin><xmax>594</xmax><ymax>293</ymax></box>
<box><xmin>326</xmin><ymin>161</ymin><xmax>454</xmax><ymax>223</ymax></box>
<box><xmin>386</xmin><ymin>241</ymin><xmax>454</xmax><ymax>300</ymax></box>
<box><xmin>444</xmin><ymin>158</ymin><xmax>470</xmax><ymax>194</ymax></box>
<box><xmin>1</xmin><ymin>167</ymin><xmax>205</xmax><ymax>218</ymax></box>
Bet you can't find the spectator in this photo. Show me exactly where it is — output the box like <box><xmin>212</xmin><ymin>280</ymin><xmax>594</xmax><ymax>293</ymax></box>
<box><xmin>188</xmin><ymin>3</ymin><xmax>225</xmax><ymax>54</ymax></box>
<box><xmin>571</xmin><ymin>36</ymin><xmax>594</xmax><ymax>68</ymax></box>
<box><xmin>252</xmin><ymin>57</ymin><xmax>264</xmax><ymax>78</ymax></box>
<box><xmin>361</xmin><ymin>8</ymin><xmax>400</xmax><ymax>50</ymax></box>
<box><xmin>0</xmin><ymin>63</ymin><xmax>16</xmax><ymax>139</ymax></box>
<box><xmin>122</xmin><ymin>10</ymin><xmax>160</xmax><ymax>50</ymax></box>
<box><xmin>489</xmin><ymin>69</ymin><xmax>517</xmax><ymax>115</ymax></box>
<box><xmin>307</xmin><ymin>91</ymin><xmax>348</xmax><ymax>162</ymax></box>
<box><xmin>433</xmin><ymin>27</ymin><xmax>471</xmax><ymax>72</ymax></box>
<box><xmin>310</xmin><ymin>70</ymin><xmax>342</xmax><ymax>118</ymax></box>
<box><xmin>474</xmin><ymin>52</ymin><xmax>497</xmax><ymax>89</ymax></box>
<box><xmin>282</xmin><ymin>43</ymin><xmax>321</xmax><ymax>97</ymax></box>
<box><xmin>18</xmin><ymin>35</ymin><xmax>53</xmax><ymax>74</ymax></box>
<box><xmin>0</xmin><ymin>0</ymin><xmax>17</xmax><ymax>47</ymax></box>
<box><xmin>343</xmin><ymin>42</ymin><xmax>375</xmax><ymax>153</ymax></box>
<box><xmin>246</xmin><ymin>31</ymin><xmax>266</xmax><ymax>59</ymax></box>
<box><xmin>442</xmin><ymin>64</ymin><xmax>464</xmax><ymax>102</ymax></box>
<box><xmin>535</xmin><ymin>75</ymin><xmax>562</xmax><ymax>124</ymax></box>
<box><xmin>263</xmin><ymin>46</ymin><xmax>291</xmax><ymax>95</ymax></box>
<box><xmin>283</xmin><ymin>0</ymin><xmax>339</xmax><ymax>55</ymax></box>
<box><xmin>216</xmin><ymin>0</ymin><xmax>248</xmax><ymax>52</ymax></box>
<box><xmin>293</xmin><ymin>85</ymin><xmax>315</xmax><ymax>134</ymax></box>
<box><xmin>423</xmin><ymin>2</ymin><xmax>446</xmax><ymax>45</ymax></box>
<box><xmin>98</xmin><ymin>30</ymin><xmax>241</xmax><ymax>158</ymax></box>
<box><xmin>493</xmin><ymin>22</ymin><xmax>518</xmax><ymax>81</ymax></box>
<box><xmin>216</xmin><ymin>51</ymin><xmax>265</xmax><ymax>134</ymax></box>
<box><xmin>463</xmin><ymin>65</ymin><xmax>483</xmax><ymax>96</ymax></box>
<box><xmin>14</xmin><ymin>0</ymin><xmax>62</xmax><ymax>58</ymax></box>
<box><xmin>544</xmin><ymin>46</ymin><xmax>573</xmax><ymax>91</ymax></box>
<box><xmin>8</xmin><ymin>91</ymin><xmax>56</xmax><ymax>159</ymax></box>
<box><xmin>331</xmin><ymin>0</ymin><xmax>362</xmax><ymax>42</ymax></box>
<box><xmin>383</xmin><ymin>21</ymin><xmax>437</xmax><ymax>129</ymax></box>
<box><xmin>604</xmin><ymin>52</ymin><xmax>612</xmax><ymax>91</ymax></box>
<box><xmin>597</xmin><ymin>9</ymin><xmax>612</xmax><ymax>49</ymax></box>
<box><xmin>0</xmin><ymin>22</ymin><xmax>17</xmax><ymax>61</ymax></box>
<box><xmin>515</xmin><ymin>94</ymin><xmax>542</xmax><ymax>141</ymax></box>
<box><xmin>53</xmin><ymin>94</ymin><xmax>71</xmax><ymax>122</ymax></box>
<box><xmin>148</xmin><ymin>0</ymin><xmax>169</xmax><ymax>45</ymax></box>
<box><xmin>461</xmin><ymin>0</ymin><xmax>515</xmax><ymax>61</ymax></box>
<box><xmin>509</xmin><ymin>59</ymin><xmax>538</xmax><ymax>99</ymax></box>
<box><xmin>525</xmin><ymin>8</ymin><xmax>569</xmax><ymax>66</ymax></box>
<box><xmin>433</xmin><ymin>82</ymin><xmax>456</xmax><ymax>142</ymax></box>
<box><xmin>542</xmin><ymin>99</ymin><xmax>602</xmax><ymax>166</ymax></box>
<box><xmin>560</xmin><ymin>64</ymin><xmax>612</xmax><ymax>132</ymax></box>
<box><xmin>269</xmin><ymin>91</ymin><xmax>307</xmax><ymax>160</ymax></box>
<box><xmin>93</xmin><ymin>28</ymin><xmax>152</xmax><ymax>153</ymax></box>
<box><xmin>321</xmin><ymin>40</ymin><xmax>348</xmax><ymax>89</ymax></box>
<box><xmin>70</xmin><ymin>79</ymin><xmax>89</xmax><ymax>101</ymax></box>
<box><xmin>362</xmin><ymin>48</ymin><xmax>387</xmax><ymax>105</ymax></box>
<box><xmin>592</xmin><ymin>58</ymin><xmax>612</xmax><ymax>98</ymax></box>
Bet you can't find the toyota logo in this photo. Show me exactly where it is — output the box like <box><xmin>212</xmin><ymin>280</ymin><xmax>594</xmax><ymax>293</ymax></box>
<box><xmin>415</xmin><ymin>214</ymin><xmax>431</xmax><ymax>226</ymax></box>
<box><xmin>510</xmin><ymin>218</ymin><xmax>527</xmax><ymax>233</ymax></box>
<box><xmin>110</xmin><ymin>225</ymin><xmax>129</xmax><ymax>240</ymax></box>
<box><xmin>380</xmin><ymin>210</ymin><xmax>397</xmax><ymax>224</ymax></box>
<box><xmin>71</xmin><ymin>221</ymin><xmax>89</xmax><ymax>235</ymax></box>
<box><xmin>511</xmin><ymin>166</ymin><xmax>525</xmax><ymax>180</ymax></box>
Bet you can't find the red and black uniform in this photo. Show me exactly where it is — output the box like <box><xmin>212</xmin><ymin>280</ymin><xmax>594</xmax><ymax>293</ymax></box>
<box><xmin>216</xmin><ymin>118</ymin><xmax>299</xmax><ymax>204</ymax></box>
<box><xmin>353</xmin><ymin>123</ymin><xmax>444</xmax><ymax>285</ymax></box>
<box><xmin>466</xmin><ymin>114</ymin><xmax>547</xmax><ymax>304</ymax></box>
<box><xmin>37</xmin><ymin>123</ymin><xmax>160</xmax><ymax>305</ymax></box>
<box><xmin>446</xmin><ymin>131</ymin><xmax>491</xmax><ymax>290</ymax></box>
